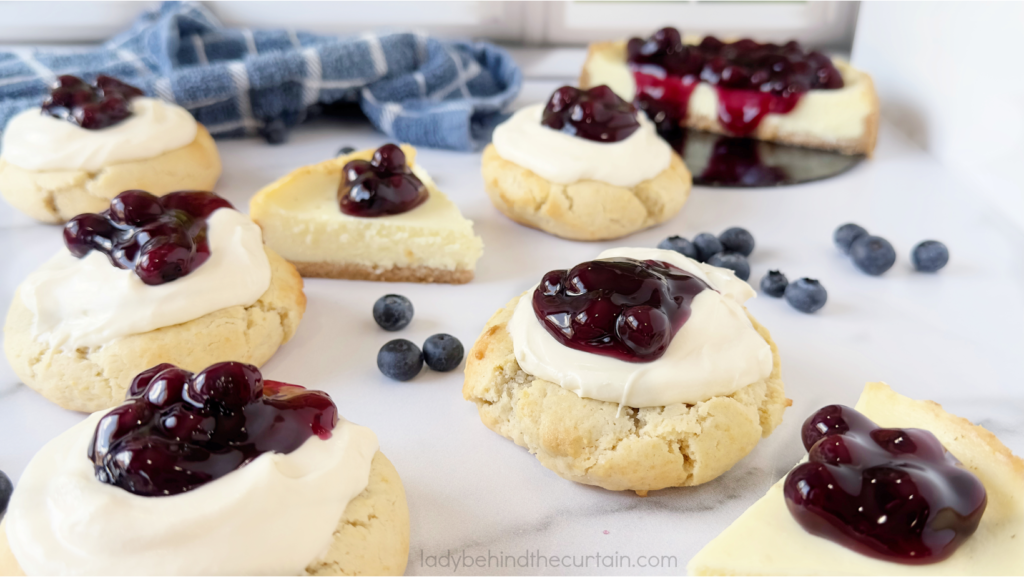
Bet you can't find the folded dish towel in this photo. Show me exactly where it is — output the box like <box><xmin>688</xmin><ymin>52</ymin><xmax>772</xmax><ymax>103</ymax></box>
<box><xmin>0</xmin><ymin>1</ymin><xmax>522</xmax><ymax>150</ymax></box>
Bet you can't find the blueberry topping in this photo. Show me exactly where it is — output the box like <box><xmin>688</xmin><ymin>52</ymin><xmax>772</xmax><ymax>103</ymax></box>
<box><xmin>718</xmin><ymin>227</ymin><xmax>755</xmax><ymax>256</ymax></box>
<box><xmin>834</xmin><ymin>223</ymin><xmax>869</xmax><ymax>255</ymax></box>
<box><xmin>372</xmin><ymin>295</ymin><xmax>414</xmax><ymax>331</ymax></box>
<box><xmin>692</xmin><ymin>232</ymin><xmax>724</xmax><ymax>262</ymax></box>
<box><xmin>339</xmin><ymin>144</ymin><xmax>429</xmax><ymax>217</ymax></box>
<box><xmin>850</xmin><ymin>235</ymin><xmax>896</xmax><ymax>275</ymax></box>
<box><xmin>0</xmin><ymin>469</ymin><xmax>12</xmax><ymax>519</ymax></box>
<box><xmin>422</xmin><ymin>334</ymin><xmax>464</xmax><ymax>372</ymax></box>
<box><xmin>260</xmin><ymin>118</ymin><xmax>289</xmax><ymax>145</ymax></box>
<box><xmin>337</xmin><ymin>146</ymin><xmax>356</xmax><ymax>156</ymax></box>
<box><xmin>784</xmin><ymin>278</ymin><xmax>827</xmax><ymax>313</ymax></box>
<box><xmin>541</xmin><ymin>85</ymin><xmax>641</xmax><ymax>143</ymax></box>
<box><xmin>377</xmin><ymin>339</ymin><xmax>424</xmax><ymax>381</ymax></box>
<box><xmin>707</xmin><ymin>251</ymin><xmax>751</xmax><ymax>281</ymax></box>
<box><xmin>41</xmin><ymin>75</ymin><xmax>143</xmax><ymax>130</ymax></box>
<box><xmin>760</xmin><ymin>270</ymin><xmax>789</xmax><ymax>297</ymax></box>
<box><xmin>911</xmin><ymin>240</ymin><xmax>949</xmax><ymax>273</ymax></box>
<box><xmin>657</xmin><ymin>235</ymin><xmax>698</xmax><ymax>260</ymax></box>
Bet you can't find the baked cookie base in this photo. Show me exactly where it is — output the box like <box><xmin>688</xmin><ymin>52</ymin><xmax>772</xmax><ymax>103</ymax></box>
<box><xmin>0</xmin><ymin>451</ymin><xmax>410</xmax><ymax>576</ymax></box>
<box><xmin>463</xmin><ymin>294</ymin><xmax>788</xmax><ymax>493</ymax></box>
<box><xmin>293</xmin><ymin>260</ymin><xmax>474</xmax><ymax>284</ymax></box>
<box><xmin>3</xmin><ymin>247</ymin><xmax>306</xmax><ymax>413</ymax></box>
<box><xmin>0</xmin><ymin>124</ymin><xmax>222</xmax><ymax>224</ymax></box>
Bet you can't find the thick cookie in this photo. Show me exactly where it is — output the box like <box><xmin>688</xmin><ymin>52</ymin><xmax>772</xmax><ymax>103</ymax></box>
<box><xmin>481</xmin><ymin>144</ymin><xmax>692</xmax><ymax>241</ymax></box>
<box><xmin>0</xmin><ymin>125</ymin><xmax>221</xmax><ymax>224</ymax></box>
<box><xmin>0</xmin><ymin>451</ymin><xmax>410</xmax><ymax>576</ymax></box>
<box><xmin>3</xmin><ymin>247</ymin><xmax>305</xmax><ymax>413</ymax></box>
<box><xmin>463</xmin><ymin>294</ymin><xmax>788</xmax><ymax>493</ymax></box>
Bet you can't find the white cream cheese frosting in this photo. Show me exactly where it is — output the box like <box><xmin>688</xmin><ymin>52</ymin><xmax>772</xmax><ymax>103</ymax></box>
<box><xmin>5</xmin><ymin>410</ymin><xmax>379</xmax><ymax>576</ymax></box>
<box><xmin>19</xmin><ymin>208</ymin><xmax>271</xmax><ymax>349</ymax></box>
<box><xmin>508</xmin><ymin>247</ymin><xmax>773</xmax><ymax>408</ymax></box>
<box><xmin>1</xmin><ymin>97</ymin><xmax>198</xmax><ymax>172</ymax></box>
<box><xmin>491</xmin><ymin>103</ymin><xmax>673</xmax><ymax>188</ymax></box>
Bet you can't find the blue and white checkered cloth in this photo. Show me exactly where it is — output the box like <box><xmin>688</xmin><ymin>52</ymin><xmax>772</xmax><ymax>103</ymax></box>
<box><xmin>0</xmin><ymin>1</ymin><xmax>522</xmax><ymax>151</ymax></box>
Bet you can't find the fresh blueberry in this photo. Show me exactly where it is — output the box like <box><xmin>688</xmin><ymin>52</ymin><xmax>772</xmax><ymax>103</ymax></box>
<box><xmin>0</xmin><ymin>469</ymin><xmax>11</xmax><ymax>519</ymax></box>
<box><xmin>785</xmin><ymin>278</ymin><xmax>828</xmax><ymax>313</ymax></box>
<box><xmin>693</xmin><ymin>232</ymin><xmax>724</xmax><ymax>262</ymax></box>
<box><xmin>373</xmin><ymin>295</ymin><xmax>414</xmax><ymax>331</ymax></box>
<box><xmin>911</xmin><ymin>240</ymin><xmax>949</xmax><ymax>272</ymax></box>
<box><xmin>657</xmin><ymin>235</ymin><xmax>698</xmax><ymax>260</ymax></box>
<box><xmin>707</xmin><ymin>251</ymin><xmax>750</xmax><ymax>281</ymax></box>
<box><xmin>337</xmin><ymin>146</ymin><xmax>356</xmax><ymax>156</ymax></box>
<box><xmin>850</xmin><ymin>235</ymin><xmax>896</xmax><ymax>275</ymax></box>
<box><xmin>260</xmin><ymin>118</ymin><xmax>289</xmax><ymax>145</ymax></box>
<box><xmin>760</xmin><ymin>270</ymin><xmax>788</xmax><ymax>297</ymax></box>
<box><xmin>377</xmin><ymin>339</ymin><xmax>423</xmax><ymax>381</ymax></box>
<box><xmin>422</xmin><ymin>334</ymin><xmax>464</xmax><ymax>372</ymax></box>
<box><xmin>834</xmin><ymin>223</ymin><xmax>868</xmax><ymax>255</ymax></box>
<box><xmin>718</xmin><ymin>227</ymin><xmax>755</xmax><ymax>256</ymax></box>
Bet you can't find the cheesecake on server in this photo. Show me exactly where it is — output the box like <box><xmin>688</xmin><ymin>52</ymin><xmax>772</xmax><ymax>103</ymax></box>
<box><xmin>251</xmin><ymin>144</ymin><xmax>483</xmax><ymax>284</ymax></box>
<box><xmin>580</xmin><ymin>27</ymin><xmax>879</xmax><ymax>156</ymax></box>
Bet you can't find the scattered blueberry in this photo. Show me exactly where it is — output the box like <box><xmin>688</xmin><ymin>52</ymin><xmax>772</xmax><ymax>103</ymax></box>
<box><xmin>719</xmin><ymin>227</ymin><xmax>755</xmax><ymax>257</ymax></box>
<box><xmin>785</xmin><ymin>278</ymin><xmax>828</xmax><ymax>313</ymax></box>
<box><xmin>260</xmin><ymin>118</ymin><xmax>289</xmax><ymax>145</ymax></box>
<box><xmin>911</xmin><ymin>240</ymin><xmax>949</xmax><ymax>273</ymax></box>
<box><xmin>707</xmin><ymin>251</ymin><xmax>750</xmax><ymax>281</ymax></box>
<box><xmin>377</xmin><ymin>339</ymin><xmax>424</xmax><ymax>381</ymax></box>
<box><xmin>338</xmin><ymin>146</ymin><xmax>356</xmax><ymax>156</ymax></box>
<box><xmin>760</xmin><ymin>270</ymin><xmax>789</xmax><ymax>297</ymax></box>
<box><xmin>657</xmin><ymin>235</ymin><xmax>698</xmax><ymax>260</ymax></box>
<box><xmin>850</xmin><ymin>235</ymin><xmax>896</xmax><ymax>275</ymax></box>
<box><xmin>373</xmin><ymin>295</ymin><xmax>414</xmax><ymax>331</ymax></box>
<box><xmin>423</xmin><ymin>334</ymin><xmax>464</xmax><ymax>372</ymax></box>
<box><xmin>0</xmin><ymin>469</ymin><xmax>11</xmax><ymax>519</ymax></box>
<box><xmin>834</xmin><ymin>223</ymin><xmax>868</xmax><ymax>255</ymax></box>
<box><xmin>693</xmin><ymin>233</ymin><xmax>724</xmax><ymax>262</ymax></box>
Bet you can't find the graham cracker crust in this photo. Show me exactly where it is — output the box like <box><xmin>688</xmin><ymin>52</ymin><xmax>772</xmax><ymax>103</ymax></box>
<box><xmin>291</xmin><ymin>261</ymin><xmax>474</xmax><ymax>284</ymax></box>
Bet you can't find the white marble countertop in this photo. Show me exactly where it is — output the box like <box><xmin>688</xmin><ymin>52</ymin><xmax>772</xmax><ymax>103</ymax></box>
<box><xmin>2</xmin><ymin>79</ymin><xmax>1024</xmax><ymax>575</ymax></box>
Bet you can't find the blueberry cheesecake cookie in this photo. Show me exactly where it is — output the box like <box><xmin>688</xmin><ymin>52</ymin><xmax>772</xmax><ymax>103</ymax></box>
<box><xmin>4</xmin><ymin>190</ymin><xmax>305</xmax><ymax>413</ymax></box>
<box><xmin>463</xmin><ymin>247</ymin><xmax>787</xmax><ymax>493</ymax></box>
<box><xmin>0</xmin><ymin>75</ymin><xmax>221</xmax><ymax>223</ymax></box>
<box><xmin>0</xmin><ymin>362</ymin><xmax>409</xmax><ymax>576</ymax></box>
<box><xmin>482</xmin><ymin>86</ymin><xmax>692</xmax><ymax>241</ymax></box>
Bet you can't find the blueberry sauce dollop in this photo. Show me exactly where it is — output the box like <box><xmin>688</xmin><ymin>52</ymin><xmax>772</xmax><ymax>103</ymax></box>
<box><xmin>339</xmin><ymin>144</ymin><xmax>429</xmax><ymax>217</ymax></box>
<box><xmin>784</xmin><ymin>405</ymin><xmax>987</xmax><ymax>564</ymax></box>
<box><xmin>541</xmin><ymin>85</ymin><xmax>641</xmax><ymax>143</ymax></box>
<box><xmin>533</xmin><ymin>257</ymin><xmax>710</xmax><ymax>363</ymax></box>
<box><xmin>63</xmin><ymin>190</ymin><xmax>233</xmax><ymax>286</ymax></box>
<box><xmin>626</xmin><ymin>27</ymin><xmax>844</xmax><ymax>136</ymax></box>
<box><xmin>41</xmin><ymin>75</ymin><xmax>144</xmax><ymax>130</ymax></box>
<box><xmin>89</xmin><ymin>362</ymin><xmax>338</xmax><ymax>497</ymax></box>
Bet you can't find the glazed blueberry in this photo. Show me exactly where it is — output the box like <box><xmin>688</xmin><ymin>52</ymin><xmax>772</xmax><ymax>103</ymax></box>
<box><xmin>850</xmin><ymin>235</ymin><xmax>896</xmax><ymax>275</ymax></box>
<box><xmin>541</xmin><ymin>85</ymin><xmax>640</xmax><ymax>143</ymax></box>
<box><xmin>339</xmin><ymin>144</ymin><xmax>429</xmax><ymax>217</ymax></box>
<box><xmin>707</xmin><ymin>251</ymin><xmax>751</xmax><ymax>281</ymax></box>
<box><xmin>718</xmin><ymin>227</ymin><xmax>755</xmax><ymax>256</ymax></box>
<box><xmin>0</xmin><ymin>469</ymin><xmax>11</xmax><ymax>519</ymax></box>
<box><xmin>692</xmin><ymin>232</ymin><xmax>724</xmax><ymax>262</ymax></box>
<box><xmin>784</xmin><ymin>278</ymin><xmax>827</xmax><ymax>313</ymax></box>
<box><xmin>260</xmin><ymin>118</ymin><xmax>289</xmax><ymax>145</ymax></box>
<box><xmin>533</xmin><ymin>258</ymin><xmax>710</xmax><ymax>362</ymax></box>
<box><xmin>337</xmin><ymin>146</ymin><xmax>356</xmax><ymax>156</ymax></box>
<box><xmin>834</xmin><ymin>223</ymin><xmax>868</xmax><ymax>255</ymax></box>
<box><xmin>785</xmin><ymin>405</ymin><xmax>987</xmax><ymax>563</ymax></box>
<box><xmin>63</xmin><ymin>190</ymin><xmax>232</xmax><ymax>285</ymax></box>
<box><xmin>41</xmin><ymin>74</ymin><xmax>144</xmax><ymax>130</ymax></box>
<box><xmin>657</xmin><ymin>235</ymin><xmax>699</xmax><ymax>260</ymax></box>
<box><xmin>89</xmin><ymin>362</ymin><xmax>337</xmax><ymax>497</ymax></box>
<box><xmin>911</xmin><ymin>240</ymin><xmax>949</xmax><ymax>273</ymax></box>
<box><xmin>422</xmin><ymin>334</ymin><xmax>464</xmax><ymax>372</ymax></box>
<box><xmin>760</xmin><ymin>270</ymin><xmax>789</xmax><ymax>297</ymax></box>
<box><xmin>373</xmin><ymin>294</ymin><xmax>414</xmax><ymax>331</ymax></box>
<box><xmin>377</xmin><ymin>339</ymin><xmax>424</xmax><ymax>381</ymax></box>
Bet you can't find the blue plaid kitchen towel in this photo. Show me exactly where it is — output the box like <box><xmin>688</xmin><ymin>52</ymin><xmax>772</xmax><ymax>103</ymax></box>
<box><xmin>0</xmin><ymin>1</ymin><xmax>522</xmax><ymax>151</ymax></box>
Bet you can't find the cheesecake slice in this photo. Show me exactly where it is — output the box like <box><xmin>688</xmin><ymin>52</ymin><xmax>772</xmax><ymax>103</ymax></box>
<box><xmin>580</xmin><ymin>30</ymin><xmax>880</xmax><ymax>156</ymax></box>
<box><xmin>250</xmin><ymin>145</ymin><xmax>483</xmax><ymax>284</ymax></box>
<box><xmin>688</xmin><ymin>383</ymin><xmax>1024</xmax><ymax>575</ymax></box>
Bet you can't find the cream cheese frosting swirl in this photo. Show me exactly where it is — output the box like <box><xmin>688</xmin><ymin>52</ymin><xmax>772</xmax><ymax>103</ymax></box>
<box><xmin>18</xmin><ymin>208</ymin><xmax>271</xmax><ymax>349</ymax></box>
<box><xmin>508</xmin><ymin>247</ymin><xmax>773</xmax><ymax>407</ymax></box>
<box><xmin>1</xmin><ymin>97</ymin><xmax>198</xmax><ymax>172</ymax></box>
<box><xmin>5</xmin><ymin>410</ymin><xmax>379</xmax><ymax>575</ymax></box>
<box><xmin>491</xmin><ymin>103</ymin><xmax>673</xmax><ymax>188</ymax></box>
